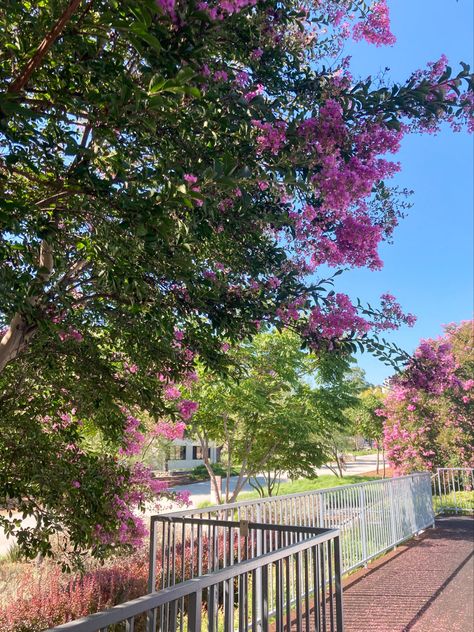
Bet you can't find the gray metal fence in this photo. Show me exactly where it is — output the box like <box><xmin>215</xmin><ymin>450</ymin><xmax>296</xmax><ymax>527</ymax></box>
<box><xmin>50</xmin><ymin>521</ymin><xmax>343</xmax><ymax>632</ymax></box>
<box><xmin>432</xmin><ymin>467</ymin><xmax>474</xmax><ymax>515</ymax></box>
<box><xmin>152</xmin><ymin>473</ymin><xmax>434</xmax><ymax>580</ymax></box>
<box><xmin>47</xmin><ymin>473</ymin><xmax>434</xmax><ymax>632</ymax></box>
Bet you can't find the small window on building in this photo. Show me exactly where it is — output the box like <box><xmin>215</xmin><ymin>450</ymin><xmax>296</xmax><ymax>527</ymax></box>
<box><xmin>169</xmin><ymin>445</ymin><xmax>186</xmax><ymax>460</ymax></box>
<box><xmin>193</xmin><ymin>446</ymin><xmax>204</xmax><ymax>460</ymax></box>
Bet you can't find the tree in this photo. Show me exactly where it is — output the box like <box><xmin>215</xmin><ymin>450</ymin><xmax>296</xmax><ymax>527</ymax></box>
<box><xmin>349</xmin><ymin>387</ymin><xmax>386</xmax><ymax>475</ymax></box>
<box><xmin>248</xmin><ymin>384</ymin><xmax>327</xmax><ymax>498</ymax></box>
<box><xmin>382</xmin><ymin>321</ymin><xmax>474</xmax><ymax>474</ymax></box>
<box><xmin>0</xmin><ymin>0</ymin><xmax>472</xmax><ymax>559</ymax></box>
<box><xmin>186</xmin><ymin>330</ymin><xmax>348</xmax><ymax>501</ymax></box>
<box><xmin>305</xmin><ymin>367</ymin><xmax>363</xmax><ymax>477</ymax></box>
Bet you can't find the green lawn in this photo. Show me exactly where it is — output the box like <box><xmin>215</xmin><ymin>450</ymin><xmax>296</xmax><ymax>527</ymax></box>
<box><xmin>237</xmin><ymin>474</ymin><xmax>380</xmax><ymax>502</ymax></box>
<box><xmin>196</xmin><ymin>474</ymin><xmax>382</xmax><ymax>508</ymax></box>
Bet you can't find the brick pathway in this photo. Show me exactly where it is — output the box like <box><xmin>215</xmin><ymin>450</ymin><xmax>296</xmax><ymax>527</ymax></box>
<box><xmin>342</xmin><ymin>516</ymin><xmax>474</xmax><ymax>632</ymax></box>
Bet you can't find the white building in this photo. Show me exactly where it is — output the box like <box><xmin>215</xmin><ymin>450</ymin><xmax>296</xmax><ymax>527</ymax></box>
<box><xmin>166</xmin><ymin>439</ymin><xmax>220</xmax><ymax>472</ymax></box>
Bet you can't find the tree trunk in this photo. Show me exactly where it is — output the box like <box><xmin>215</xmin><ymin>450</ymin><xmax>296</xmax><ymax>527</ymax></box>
<box><xmin>199</xmin><ymin>435</ymin><xmax>221</xmax><ymax>504</ymax></box>
<box><xmin>376</xmin><ymin>446</ymin><xmax>380</xmax><ymax>474</ymax></box>
<box><xmin>0</xmin><ymin>240</ymin><xmax>53</xmax><ymax>373</ymax></box>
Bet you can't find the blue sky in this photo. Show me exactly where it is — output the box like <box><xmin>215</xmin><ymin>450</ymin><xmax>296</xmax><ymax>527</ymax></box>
<box><xmin>334</xmin><ymin>0</ymin><xmax>473</xmax><ymax>385</ymax></box>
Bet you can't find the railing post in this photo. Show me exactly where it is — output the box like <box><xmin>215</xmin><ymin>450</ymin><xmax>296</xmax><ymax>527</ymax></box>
<box><xmin>334</xmin><ymin>535</ymin><xmax>344</xmax><ymax>632</ymax></box>
<box><xmin>147</xmin><ymin>518</ymin><xmax>158</xmax><ymax>632</ymax></box>
<box><xmin>148</xmin><ymin>517</ymin><xmax>157</xmax><ymax>593</ymax></box>
<box><xmin>388</xmin><ymin>480</ymin><xmax>397</xmax><ymax>547</ymax></box>
<box><xmin>359</xmin><ymin>487</ymin><xmax>368</xmax><ymax>566</ymax></box>
<box><xmin>188</xmin><ymin>589</ymin><xmax>202</xmax><ymax>632</ymax></box>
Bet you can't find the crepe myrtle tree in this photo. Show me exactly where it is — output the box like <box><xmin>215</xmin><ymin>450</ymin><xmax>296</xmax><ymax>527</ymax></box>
<box><xmin>382</xmin><ymin>321</ymin><xmax>474</xmax><ymax>474</ymax></box>
<box><xmin>0</xmin><ymin>0</ymin><xmax>472</xmax><ymax>561</ymax></box>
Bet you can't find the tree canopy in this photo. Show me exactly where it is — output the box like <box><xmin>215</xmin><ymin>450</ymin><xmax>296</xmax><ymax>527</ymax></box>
<box><xmin>185</xmin><ymin>329</ymin><xmax>359</xmax><ymax>500</ymax></box>
<box><xmin>382</xmin><ymin>321</ymin><xmax>474</xmax><ymax>473</ymax></box>
<box><xmin>0</xmin><ymin>0</ymin><xmax>472</xmax><ymax>560</ymax></box>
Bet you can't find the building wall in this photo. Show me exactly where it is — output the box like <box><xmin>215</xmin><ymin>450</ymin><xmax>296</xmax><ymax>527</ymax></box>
<box><xmin>167</xmin><ymin>440</ymin><xmax>219</xmax><ymax>472</ymax></box>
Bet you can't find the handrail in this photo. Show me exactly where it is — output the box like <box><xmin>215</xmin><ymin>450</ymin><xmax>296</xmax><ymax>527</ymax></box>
<box><xmin>49</xmin><ymin>524</ymin><xmax>342</xmax><ymax>632</ymax></box>
<box><xmin>158</xmin><ymin>472</ymin><xmax>430</xmax><ymax>519</ymax></box>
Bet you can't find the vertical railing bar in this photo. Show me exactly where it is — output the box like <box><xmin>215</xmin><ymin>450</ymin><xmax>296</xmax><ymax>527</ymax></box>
<box><xmin>295</xmin><ymin>550</ymin><xmax>302</xmax><ymax>632</ymax></box>
<box><xmin>187</xmin><ymin>589</ymin><xmax>202</xmax><ymax>632</ymax></box>
<box><xmin>328</xmin><ymin>540</ymin><xmax>334</xmax><ymax>632</ymax></box>
<box><xmin>304</xmin><ymin>548</ymin><xmax>310</xmax><ymax>632</ymax></box>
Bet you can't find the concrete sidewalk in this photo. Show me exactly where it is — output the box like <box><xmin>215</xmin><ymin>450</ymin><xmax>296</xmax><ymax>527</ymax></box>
<box><xmin>342</xmin><ymin>516</ymin><xmax>474</xmax><ymax>632</ymax></box>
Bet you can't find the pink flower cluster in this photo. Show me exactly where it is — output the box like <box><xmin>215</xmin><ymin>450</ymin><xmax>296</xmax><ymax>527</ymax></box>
<box><xmin>58</xmin><ymin>327</ymin><xmax>83</xmax><ymax>342</ymax></box>
<box><xmin>119</xmin><ymin>415</ymin><xmax>145</xmax><ymax>456</ymax></box>
<box><xmin>292</xmin><ymin>101</ymin><xmax>403</xmax><ymax>272</ymax></box>
<box><xmin>402</xmin><ymin>340</ymin><xmax>459</xmax><ymax>395</ymax></box>
<box><xmin>252</xmin><ymin>119</ymin><xmax>287</xmax><ymax>155</ymax></box>
<box><xmin>307</xmin><ymin>293</ymin><xmax>371</xmax><ymax>339</ymax></box>
<box><xmin>178</xmin><ymin>399</ymin><xmax>199</xmax><ymax>420</ymax></box>
<box><xmin>374</xmin><ymin>293</ymin><xmax>417</xmax><ymax>331</ymax></box>
<box><xmin>197</xmin><ymin>0</ymin><xmax>256</xmax><ymax>21</ymax></box>
<box><xmin>152</xmin><ymin>420</ymin><xmax>186</xmax><ymax>440</ymax></box>
<box><xmin>352</xmin><ymin>0</ymin><xmax>396</xmax><ymax>47</ymax></box>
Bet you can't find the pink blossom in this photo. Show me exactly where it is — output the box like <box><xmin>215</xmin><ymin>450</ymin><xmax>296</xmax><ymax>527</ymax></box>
<box><xmin>178</xmin><ymin>399</ymin><xmax>199</xmax><ymax>420</ymax></box>
<box><xmin>252</xmin><ymin>119</ymin><xmax>287</xmax><ymax>155</ymax></box>
<box><xmin>153</xmin><ymin>420</ymin><xmax>186</xmax><ymax>440</ymax></box>
<box><xmin>267</xmin><ymin>276</ymin><xmax>281</xmax><ymax>289</ymax></box>
<box><xmin>353</xmin><ymin>1</ymin><xmax>396</xmax><ymax>47</ymax></box>
<box><xmin>164</xmin><ymin>385</ymin><xmax>181</xmax><ymax>400</ymax></box>
<box><xmin>184</xmin><ymin>173</ymin><xmax>198</xmax><ymax>185</ymax></box>
<box><xmin>251</xmin><ymin>48</ymin><xmax>264</xmax><ymax>60</ymax></box>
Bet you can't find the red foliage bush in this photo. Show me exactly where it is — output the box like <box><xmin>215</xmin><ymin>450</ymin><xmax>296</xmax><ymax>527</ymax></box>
<box><xmin>0</xmin><ymin>553</ymin><xmax>149</xmax><ymax>632</ymax></box>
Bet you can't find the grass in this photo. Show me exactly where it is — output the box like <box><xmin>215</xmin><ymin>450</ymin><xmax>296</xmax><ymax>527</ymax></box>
<box><xmin>433</xmin><ymin>490</ymin><xmax>474</xmax><ymax>514</ymax></box>
<box><xmin>195</xmin><ymin>474</ymin><xmax>380</xmax><ymax>509</ymax></box>
<box><xmin>236</xmin><ymin>474</ymin><xmax>379</xmax><ymax>502</ymax></box>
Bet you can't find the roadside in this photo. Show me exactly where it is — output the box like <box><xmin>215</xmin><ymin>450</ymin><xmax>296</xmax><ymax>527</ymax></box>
<box><xmin>166</xmin><ymin>453</ymin><xmax>388</xmax><ymax>509</ymax></box>
<box><xmin>0</xmin><ymin>454</ymin><xmax>386</xmax><ymax>556</ymax></box>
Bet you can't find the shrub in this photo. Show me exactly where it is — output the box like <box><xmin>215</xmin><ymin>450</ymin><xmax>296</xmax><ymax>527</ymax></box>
<box><xmin>190</xmin><ymin>463</ymin><xmax>239</xmax><ymax>481</ymax></box>
<box><xmin>0</xmin><ymin>553</ymin><xmax>148</xmax><ymax>632</ymax></box>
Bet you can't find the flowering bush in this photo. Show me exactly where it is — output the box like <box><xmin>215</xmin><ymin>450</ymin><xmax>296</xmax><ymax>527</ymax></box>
<box><xmin>0</xmin><ymin>0</ymin><xmax>472</xmax><ymax>560</ymax></box>
<box><xmin>382</xmin><ymin>321</ymin><xmax>474</xmax><ymax>474</ymax></box>
<box><xmin>0</xmin><ymin>553</ymin><xmax>151</xmax><ymax>632</ymax></box>
<box><xmin>0</xmin><ymin>533</ymin><xmax>248</xmax><ymax>632</ymax></box>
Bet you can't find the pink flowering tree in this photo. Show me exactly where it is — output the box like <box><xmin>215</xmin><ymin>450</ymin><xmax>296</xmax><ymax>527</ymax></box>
<box><xmin>382</xmin><ymin>321</ymin><xmax>474</xmax><ymax>474</ymax></box>
<box><xmin>0</xmin><ymin>0</ymin><xmax>472</xmax><ymax>560</ymax></box>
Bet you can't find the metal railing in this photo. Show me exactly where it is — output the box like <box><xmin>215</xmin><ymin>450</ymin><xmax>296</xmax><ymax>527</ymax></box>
<box><xmin>50</xmin><ymin>520</ymin><xmax>343</xmax><ymax>632</ymax></box>
<box><xmin>152</xmin><ymin>473</ymin><xmax>434</xmax><ymax>579</ymax></box>
<box><xmin>432</xmin><ymin>468</ymin><xmax>474</xmax><ymax>515</ymax></box>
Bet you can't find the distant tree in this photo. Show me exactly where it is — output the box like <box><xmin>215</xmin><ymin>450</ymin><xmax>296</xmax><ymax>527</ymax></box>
<box><xmin>348</xmin><ymin>387</ymin><xmax>386</xmax><ymax>475</ymax></box>
<box><xmin>382</xmin><ymin>321</ymin><xmax>474</xmax><ymax>473</ymax></box>
<box><xmin>186</xmin><ymin>330</ymin><xmax>354</xmax><ymax>501</ymax></box>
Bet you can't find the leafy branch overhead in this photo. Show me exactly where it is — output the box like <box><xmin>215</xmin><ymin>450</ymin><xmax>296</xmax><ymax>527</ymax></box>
<box><xmin>0</xmin><ymin>0</ymin><xmax>472</xmax><ymax>560</ymax></box>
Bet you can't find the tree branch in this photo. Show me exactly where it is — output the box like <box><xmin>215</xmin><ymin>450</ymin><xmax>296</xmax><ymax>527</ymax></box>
<box><xmin>7</xmin><ymin>0</ymin><xmax>86</xmax><ymax>95</ymax></box>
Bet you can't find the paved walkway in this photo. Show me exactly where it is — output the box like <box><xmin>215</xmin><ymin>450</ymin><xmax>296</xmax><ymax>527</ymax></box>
<box><xmin>343</xmin><ymin>516</ymin><xmax>474</xmax><ymax>632</ymax></box>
